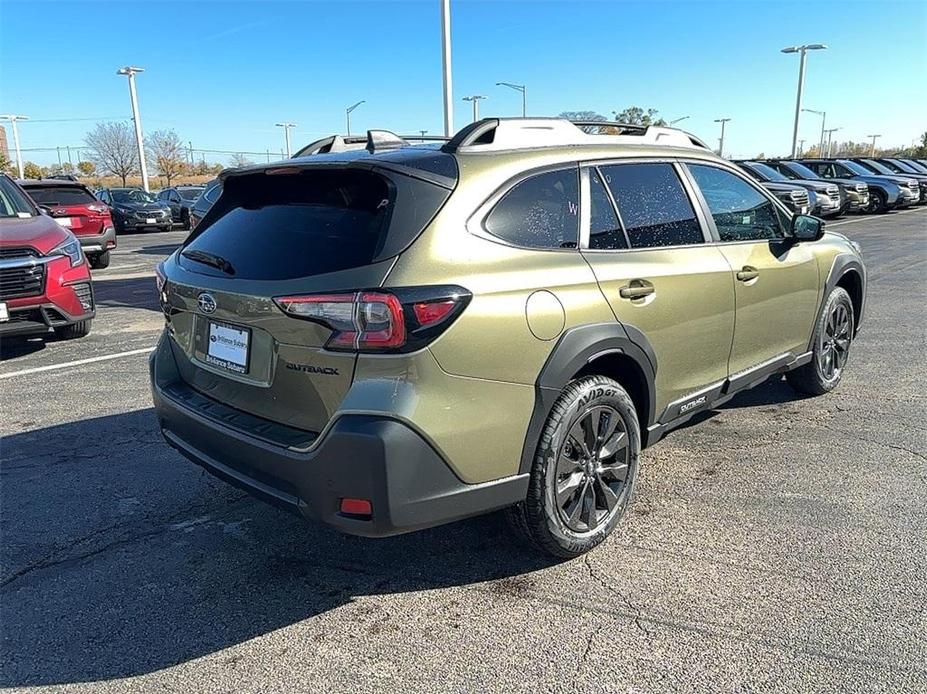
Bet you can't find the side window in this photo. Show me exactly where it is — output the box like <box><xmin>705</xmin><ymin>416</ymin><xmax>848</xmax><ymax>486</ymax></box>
<box><xmin>484</xmin><ymin>168</ymin><xmax>579</xmax><ymax>249</ymax></box>
<box><xmin>688</xmin><ymin>164</ymin><xmax>785</xmax><ymax>242</ymax></box>
<box><xmin>833</xmin><ymin>164</ymin><xmax>851</xmax><ymax>177</ymax></box>
<box><xmin>588</xmin><ymin>169</ymin><xmax>627</xmax><ymax>250</ymax></box>
<box><xmin>599</xmin><ymin>163</ymin><xmax>703</xmax><ymax>248</ymax></box>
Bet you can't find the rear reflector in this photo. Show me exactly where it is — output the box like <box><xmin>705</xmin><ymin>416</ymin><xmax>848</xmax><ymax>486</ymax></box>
<box><xmin>340</xmin><ymin>498</ymin><xmax>372</xmax><ymax>516</ymax></box>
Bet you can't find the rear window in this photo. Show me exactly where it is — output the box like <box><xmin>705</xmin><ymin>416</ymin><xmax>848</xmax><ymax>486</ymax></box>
<box><xmin>182</xmin><ymin>168</ymin><xmax>448</xmax><ymax>280</ymax></box>
<box><xmin>24</xmin><ymin>185</ymin><xmax>96</xmax><ymax>206</ymax></box>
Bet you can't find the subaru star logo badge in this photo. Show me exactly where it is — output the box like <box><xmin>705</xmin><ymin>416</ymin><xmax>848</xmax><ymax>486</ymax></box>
<box><xmin>197</xmin><ymin>292</ymin><xmax>217</xmax><ymax>314</ymax></box>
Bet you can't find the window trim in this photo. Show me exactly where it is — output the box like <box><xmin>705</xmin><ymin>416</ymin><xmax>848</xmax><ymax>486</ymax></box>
<box><xmin>578</xmin><ymin>158</ymin><xmax>713</xmax><ymax>253</ymax></box>
<box><xmin>680</xmin><ymin>160</ymin><xmax>794</xmax><ymax>246</ymax></box>
<box><xmin>467</xmin><ymin>163</ymin><xmax>582</xmax><ymax>253</ymax></box>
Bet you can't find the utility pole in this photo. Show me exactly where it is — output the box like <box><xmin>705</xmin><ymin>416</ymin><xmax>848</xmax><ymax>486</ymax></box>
<box><xmin>419</xmin><ymin>130</ymin><xmax>428</xmax><ymax>140</ymax></box>
<box><xmin>346</xmin><ymin>101</ymin><xmax>365</xmax><ymax>137</ymax></box>
<box><xmin>56</xmin><ymin>146</ymin><xmax>63</xmax><ymax>169</ymax></box>
<box><xmin>0</xmin><ymin>114</ymin><xmax>29</xmax><ymax>179</ymax></box>
<box><xmin>275</xmin><ymin>122</ymin><xmax>297</xmax><ymax>157</ymax></box>
<box><xmin>462</xmin><ymin>95</ymin><xmax>487</xmax><ymax>122</ymax></box>
<box><xmin>188</xmin><ymin>141</ymin><xmax>194</xmax><ymax>166</ymax></box>
<box><xmin>116</xmin><ymin>66</ymin><xmax>150</xmax><ymax>191</ymax></box>
<box><xmin>440</xmin><ymin>0</ymin><xmax>453</xmax><ymax>136</ymax></box>
<box><xmin>866</xmin><ymin>134</ymin><xmax>881</xmax><ymax>156</ymax></box>
<box><xmin>798</xmin><ymin>139</ymin><xmax>805</xmax><ymax>157</ymax></box>
<box><xmin>714</xmin><ymin>118</ymin><xmax>731</xmax><ymax>158</ymax></box>
<box><xmin>266</xmin><ymin>149</ymin><xmax>271</xmax><ymax>163</ymax></box>
<box><xmin>801</xmin><ymin>108</ymin><xmax>826</xmax><ymax>156</ymax></box>
<box><xmin>496</xmin><ymin>82</ymin><xmax>527</xmax><ymax>117</ymax></box>
<box><xmin>781</xmin><ymin>44</ymin><xmax>827</xmax><ymax>158</ymax></box>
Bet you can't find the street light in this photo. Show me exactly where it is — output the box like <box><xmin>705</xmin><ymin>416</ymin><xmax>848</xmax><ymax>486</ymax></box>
<box><xmin>866</xmin><ymin>134</ymin><xmax>882</xmax><ymax>157</ymax></box>
<box><xmin>669</xmin><ymin>116</ymin><xmax>690</xmax><ymax>125</ymax></box>
<box><xmin>275</xmin><ymin>122</ymin><xmax>297</xmax><ymax>158</ymax></box>
<box><xmin>419</xmin><ymin>130</ymin><xmax>428</xmax><ymax>141</ymax></box>
<box><xmin>824</xmin><ymin>127</ymin><xmax>841</xmax><ymax>158</ymax></box>
<box><xmin>496</xmin><ymin>82</ymin><xmax>527</xmax><ymax>117</ymax></box>
<box><xmin>440</xmin><ymin>0</ymin><xmax>453</xmax><ymax>136</ymax></box>
<box><xmin>781</xmin><ymin>44</ymin><xmax>827</xmax><ymax>158</ymax></box>
<box><xmin>714</xmin><ymin>118</ymin><xmax>731</xmax><ymax>158</ymax></box>
<box><xmin>801</xmin><ymin>108</ymin><xmax>826</xmax><ymax>156</ymax></box>
<box><xmin>0</xmin><ymin>114</ymin><xmax>29</xmax><ymax>178</ymax></box>
<box><xmin>345</xmin><ymin>101</ymin><xmax>365</xmax><ymax>137</ymax></box>
<box><xmin>462</xmin><ymin>95</ymin><xmax>487</xmax><ymax>122</ymax></box>
<box><xmin>116</xmin><ymin>66</ymin><xmax>150</xmax><ymax>191</ymax></box>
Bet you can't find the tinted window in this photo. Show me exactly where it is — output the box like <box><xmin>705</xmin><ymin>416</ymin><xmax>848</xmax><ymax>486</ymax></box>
<box><xmin>23</xmin><ymin>185</ymin><xmax>96</xmax><ymax>205</ymax></box>
<box><xmin>840</xmin><ymin>161</ymin><xmax>872</xmax><ymax>176</ymax></box>
<box><xmin>782</xmin><ymin>161</ymin><xmax>821</xmax><ymax>179</ymax></box>
<box><xmin>179</xmin><ymin>188</ymin><xmax>202</xmax><ymax>200</ymax></box>
<box><xmin>688</xmin><ymin>164</ymin><xmax>784</xmax><ymax>242</ymax></box>
<box><xmin>485</xmin><ymin>169</ymin><xmax>579</xmax><ymax>249</ymax></box>
<box><xmin>599</xmin><ymin>163</ymin><xmax>702</xmax><ymax>248</ymax></box>
<box><xmin>202</xmin><ymin>181</ymin><xmax>220</xmax><ymax>203</ymax></box>
<box><xmin>112</xmin><ymin>189</ymin><xmax>156</xmax><ymax>204</ymax></box>
<box><xmin>588</xmin><ymin>169</ymin><xmax>627</xmax><ymax>250</ymax></box>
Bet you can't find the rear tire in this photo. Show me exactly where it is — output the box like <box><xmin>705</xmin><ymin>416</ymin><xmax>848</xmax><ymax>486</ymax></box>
<box><xmin>89</xmin><ymin>251</ymin><xmax>110</xmax><ymax>270</ymax></box>
<box><xmin>56</xmin><ymin>320</ymin><xmax>92</xmax><ymax>340</ymax></box>
<box><xmin>867</xmin><ymin>190</ymin><xmax>888</xmax><ymax>214</ymax></box>
<box><xmin>786</xmin><ymin>287</ymin><xmax>854</xmax><ymax>396</ymax></box>
<box><xmin>507</xmin><ymin>375</ymin><xmax>640</xmax><ymax>558</ymax></box>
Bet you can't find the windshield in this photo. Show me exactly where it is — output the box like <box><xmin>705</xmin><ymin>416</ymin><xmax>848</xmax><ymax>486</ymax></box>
<box><xmin>902</xmin><ymin>160</ymin><xmax>927</xmax><ymax>174</ymax></box>
<box><xmin>25</xmin><ymin>185</ymin><xmax>96</xmax><ymax>206</ymax></box>
<box><xmin>747</xmin><ymin>162</ymin><xmax>790</xmax><ymax>182</ymax></box>
<box><xmin>111</xmin><ymin>189</ymin><xmax>156</xmax><ymax>204</ymax></box>
<box><xmin>0</xmin><ymin>176</ymin><xmax>37</xmax><ymax>217</ymax></box>
<box><xmin>783</xmin><ymin>162</ymin><xmax>821</xmax><ymax>180</ymax></box>
<box><xmin>842</xmin><ymin>161</ymin><xmax>876</xmax><ymax>176</ymax></box>
<box><xmin>178</xmin><ymin>188</ymin><xmax>202</xmax><ymax>200</ymax></box>
<box><xmin>888</xmin><ymin>160</ymin><xmax>920</xmax><ymax>174</ymax></box>
<box><xmin>861</xmin><ymin>160</ymin><xmax>895</xmax><ymax>175</ymax></box>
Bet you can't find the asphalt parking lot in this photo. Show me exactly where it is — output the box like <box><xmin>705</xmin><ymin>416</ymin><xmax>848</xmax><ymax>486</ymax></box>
<box><xmin>1</xmin><ymin>210</ymin><xmax>925</xmax><ymax>693</ymax></box>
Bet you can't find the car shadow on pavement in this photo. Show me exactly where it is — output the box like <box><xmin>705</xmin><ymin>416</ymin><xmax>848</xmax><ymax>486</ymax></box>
<box><xmin>0</xmin><ymin>337</ymin><xmax>47</xmax><ymax>360</ymax></box>
<box><xmin>93</xmin><ymin>276</ymin><xmax>161</xmax><ymax>312</ymax></box>
<box><xmin>130</xmin><ymin>243</ymin><xmax>182</xmax><ymax>256</ymax></box>
<box><xmin>0</xmin><ymin>409</ymin><xmax>558</xmax><ymax>687</ymax></box>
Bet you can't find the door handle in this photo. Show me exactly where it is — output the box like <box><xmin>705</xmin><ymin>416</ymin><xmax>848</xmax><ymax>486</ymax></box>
<box><xmin>736</xmin><ymin>266</ymin><xmax>759</xmax><ymax>282</ymax></box>
<box><xmin>619</xmin><ymin>280</ymin><xmax>655</xmax><ymax>300</ymax></box>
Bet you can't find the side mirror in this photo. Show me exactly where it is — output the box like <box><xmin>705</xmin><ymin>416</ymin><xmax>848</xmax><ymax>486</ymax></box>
<box><xmin>791</xmin><ymin>214</ymin><xmax>824</xmax><ymax>242</ymax></box>
<box><xmin>38</xmin><ymin>205</ymin><xmax>52</xmax><ymax>216</ymax></box>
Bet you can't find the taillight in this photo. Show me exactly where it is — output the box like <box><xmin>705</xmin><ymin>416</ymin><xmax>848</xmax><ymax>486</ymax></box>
<box><xmin>87</xmin><ymin>204</ymin><xmax>108</xmax><ymax>214</ymax></box>
<box><xmin>274</xmin><ymin>286</ymin><xmax>471</xmax><ymax>353</ymax></box>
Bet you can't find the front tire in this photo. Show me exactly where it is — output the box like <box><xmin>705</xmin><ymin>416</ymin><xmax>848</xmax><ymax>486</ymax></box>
<box><xmin>867</xmin><ymin>190</ymin><xmax>888</xmax><ymax>214</ymax></box>
<box><xmin>89</xmin><ymin>251</ymin><xmax>110</xmax><ymax>270</ymax></box>
<box><xmin>508</xmin><ymin>375</ymin><xmax>641</xmax><ymax>558</ymax></box>
<box><xmin>56</xmin><ymin>320</ymin><xmax>92</xmax><ymax>340</ymax></box>
<box><xmin>786</xmin><ymin>287</ymin><xmax>854</xmax><ymax>396</ymax></box>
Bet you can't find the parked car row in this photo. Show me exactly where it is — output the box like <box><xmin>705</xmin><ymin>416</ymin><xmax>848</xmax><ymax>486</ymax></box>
<box><xmin>731</xmin><ymin>156</ymin><xmax>927</xmax><ymax>217</ymax></box>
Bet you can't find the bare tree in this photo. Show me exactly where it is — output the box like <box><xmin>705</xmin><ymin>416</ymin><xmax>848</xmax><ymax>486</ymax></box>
<box><xmin>146</xmin><ymin>129</ymin><xmax>187</xmax><ymax>186</ymax></box>
<box><xmin>85</xmin><ymin>122</ymin><xmax>138</xmax><ymax>185</ymax></box>
<box><xmin>559</xmin><ymin>111</ymin><xmax>608</xmax><ymax>134</ymax></box>
<box><xmin>229</xmin><ymin>153</ymin><xmax>253</xmax><ymax>168</ymax></box>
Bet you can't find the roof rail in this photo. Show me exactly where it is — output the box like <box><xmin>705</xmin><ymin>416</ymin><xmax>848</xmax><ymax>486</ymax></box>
<box><xmin>293</xmin><ymin>132</ymin><xmax>451</xmax><ymax>158</ymax></box>
<box><xmin>441</xmin><ymin>117</ymin><xmax>710</xmax><ymax>153</ymax></box>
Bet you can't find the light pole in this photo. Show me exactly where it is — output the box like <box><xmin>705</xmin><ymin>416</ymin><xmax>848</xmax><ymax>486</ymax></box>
<box><xmin>419</xmin><ymin>130</ymin><xmax>428</xmax><ymax>141</ymax></box>
<box><xmin>798</xmin><ymin>139</ymin><xmax>805</xmax><ymax>157</ymax></box>
<box><xmin>801</xmin><ymin>108</ymin><xmax>826</xmax><ymax>156</ymax></box>
<box><xmin>496</xmin><ymin>82</ymin><xmax>526</xmax><ymax>117</ymax></box>
<box><xmin>440</xmin><ymin>0</ymin><xmax>453</xmax><ymax>136</ymax></box>
<box><xmin>116</xmin><ymin>66</ymin><xmax>150</xmax><ymax>192</ymax></box>
<box><xmin>714</xmin><ymin>118</ymin><xmax>731</xmax><ymax>158</ymax></box>
<box><xmin>275</xmin><ymin>122</ymin><xmax>297</xmax><ymax>158</ymax></box>
<box><xmin>346</xmin><ymin>101</ymin><xmax>365</xmax><ymax>137</ymax></box>
<box><xmin>0</xmin><ymin>115</ymin><xmax>28</xmax><ymax>178</ymax></box>
<box><xmin>866</xmin><ymin>134</ymin><xmax>881</xmax><ymax>156</ymax></box>
<box><xmin>462</xmin><ymin>95</ymin><xmax>487</xmax><ymax>122</ymax></box>
<box><xmin>782</xmin><ymin>44</ymin><xmax>827</xmax><ymax>158</ymax></box>
<box><xmin>824</xmin><ymin>127</ymin><xmax>840</xmax><ymax>158</ymax></box>
<box><xmin>669</xmin><ymin>116</ymin><xmax>690</xmax><ymax>125</ymax></box>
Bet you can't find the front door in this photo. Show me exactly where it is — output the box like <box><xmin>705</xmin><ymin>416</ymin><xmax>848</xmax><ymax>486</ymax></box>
<box><xmin>579</xmin><ymin>162</ymin><xmax>736</xmax><ymax>419</ymax></box>
<box><xmin>685</xmin><ymin>163</ymin><xmax>819</xmax><ymax>376</ymax></box>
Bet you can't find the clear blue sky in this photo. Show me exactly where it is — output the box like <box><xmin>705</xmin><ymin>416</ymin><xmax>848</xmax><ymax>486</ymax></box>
<box><xmin>1</xmin><ymin>0</ymin><xmax>924</xmax><ymax>166</ymax></box>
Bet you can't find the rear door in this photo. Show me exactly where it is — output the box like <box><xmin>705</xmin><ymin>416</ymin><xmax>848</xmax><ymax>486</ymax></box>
<box><xmin>162</xmin><ymin>165</ymin><xmax>451</xmax><ymax>433</ymax></box>
<box><xmin>579</xmin><ymin>161</ymin><xmax>735</xmax><ymax>419</ymax></box>
<box><xmin>684</xmin><ymin>163</ymin><xmax>819</xmax><ymax>376</ymax></box>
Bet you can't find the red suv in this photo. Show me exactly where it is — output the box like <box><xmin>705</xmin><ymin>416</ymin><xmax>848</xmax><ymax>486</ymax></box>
<box><xmin>19</xmin><ymin>179</ymin><xmax>116</xmax><ymax>269</ymax></box>
<box><xmin>0</xmin><ymin>174</ymin><xmax>95</xmax><ymax>339</ymax></box>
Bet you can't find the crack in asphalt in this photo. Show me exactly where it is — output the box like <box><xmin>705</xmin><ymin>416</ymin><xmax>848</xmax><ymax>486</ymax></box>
<box><xmin>817</xmin><ymin>423</ymin><xmax>927</xmax><ymax>463</ymax></box>
<box><xmin>583</xmin><ymin>554</ymin><xmax>651</xmax><ymax>636</ymax></box>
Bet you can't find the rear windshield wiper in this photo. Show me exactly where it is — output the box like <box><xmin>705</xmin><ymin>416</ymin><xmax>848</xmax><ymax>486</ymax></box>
<box><xmin>181</xmin><ymin>249</ymin><xmax>236</xmax><ymax>275</ymax></box>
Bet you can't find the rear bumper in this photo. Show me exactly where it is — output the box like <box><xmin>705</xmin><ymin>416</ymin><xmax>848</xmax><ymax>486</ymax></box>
<box><xmin>76</xmin><ymin>225</ymin><xmax>117</xmax><ymax>254</ymax></box>
<box><xmin>150</xmin><ymin>335</ymin><xmax>527</xmax><ymax>537</ymax></box>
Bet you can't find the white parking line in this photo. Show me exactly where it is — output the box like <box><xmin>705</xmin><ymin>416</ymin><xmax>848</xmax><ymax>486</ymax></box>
<box><xmin>0</xmin><ymin>348</ymin><xmax>151</xmax><ymax>380</ymax></box>
<box><xmin>829</xmin><ymin>207</ymin><xmax>926</xmax><ymax>227</ymax></box>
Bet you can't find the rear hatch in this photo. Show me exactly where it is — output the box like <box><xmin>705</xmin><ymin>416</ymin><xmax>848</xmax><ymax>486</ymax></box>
<box><xmin>21</xmin><ymin>183</ymin><xmax>108</xmax><ymax>235</ymax></box>
<box><xmin>160</xmin><ymin>154</ymin><xmax>455</xmax><ymax>434</ymax></box>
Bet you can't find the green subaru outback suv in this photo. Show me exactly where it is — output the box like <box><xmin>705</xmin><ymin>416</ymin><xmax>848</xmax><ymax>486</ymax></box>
<box><xmin>151</xmin><ymin>118</ymin><xmax>865</xmax><ymax>557</ymax></box>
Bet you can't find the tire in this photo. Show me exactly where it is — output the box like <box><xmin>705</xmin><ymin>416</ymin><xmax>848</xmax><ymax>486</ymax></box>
<box><xmin>181</xmin><ymin>211</ymin><xmax>191</xmax><ymax>231</ymax></box>
<box><xmin>867</xmin><ymin>189</ymin><xmax>888</xmax><ymax>214</ymax></box>
<box><xmin>89</xmin><ymin>251</ymin><xmax>110</xmax><ymax>270</ymax></box>
<box><xmin>56</xmin><ymin>320</ymin><xmax>92</xmax><ymax>340</ymax></box>
<box><xmin>786</xmin><ymin>287</ymin><xmax>854</xmax><ymax>396</ymax></box>
<box><xmin>507</xmin><ymin>375</ymin><xmax>641</xmax><ymax>558</ymax></box>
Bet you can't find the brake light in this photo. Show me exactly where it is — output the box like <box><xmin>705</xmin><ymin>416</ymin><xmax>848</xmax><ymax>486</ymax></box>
<box><xmin>274</xmin><ymin>286</ymin><xmax>471</xmax><ymax>353</ymax></box>
<box><xmin>87</xmin><ymin>204</ymin><xmax>108</xmax><ymax>214</ymax></box>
